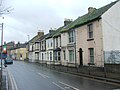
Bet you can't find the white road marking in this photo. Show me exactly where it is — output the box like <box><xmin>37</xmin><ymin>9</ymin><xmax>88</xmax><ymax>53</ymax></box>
<box><xmin>52</xmin><ymin>82</ymin><xmax>66</xmax><ymax>90</ymax></box>
<box><xmin>38</xmin><ymin>72</ymin><xmax>50</xmax><ymax>79</ymax></box>
<box><xmin>59</xmin><ymin>81</ymin><xmax>79</xmax><ymax>90</ymax></box>
<box><xmin>7</xmin><ymin>69</ymin><xmax>19</xmax><ymax>90</ymax></box>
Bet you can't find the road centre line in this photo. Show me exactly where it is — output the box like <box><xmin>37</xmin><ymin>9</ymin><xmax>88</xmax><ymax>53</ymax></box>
<box><xmin>59</xmin><ymin>81</ymin><xmax>79</xmax><ymax>90</ymax></box>
<box><xmin>38</xmin><ymin>72</ymin><xmax>50</xmax><ymax>78</ymax></box>
<box><xmin>52</xmin><ymin>82</ymin><xmax>66</xmax><ymax>90</ymax></box>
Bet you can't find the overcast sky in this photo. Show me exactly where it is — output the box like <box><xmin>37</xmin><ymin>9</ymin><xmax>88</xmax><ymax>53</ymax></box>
<box><xmin>0</xmin><ymin>0</ymin><xmax>115</xmax><ymax>44</ymax></box>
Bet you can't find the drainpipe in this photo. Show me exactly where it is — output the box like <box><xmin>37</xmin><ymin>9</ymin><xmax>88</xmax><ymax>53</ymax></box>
<box><xmin>74</xmin><ymin>30</ymin><xmax>77</xmax><ymax>68</ymax></box>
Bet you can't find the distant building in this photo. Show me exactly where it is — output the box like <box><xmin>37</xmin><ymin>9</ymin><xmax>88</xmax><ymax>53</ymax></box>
<box><xmin>10</xmin><ymin>42</ymin><xmax>27</xmax><ymax>60</ymax></box>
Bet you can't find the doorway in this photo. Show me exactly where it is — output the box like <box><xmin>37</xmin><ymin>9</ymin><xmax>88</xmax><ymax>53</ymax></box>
<box><xmin>79</xmin><ymin>48</ymin><xmax>83</xmax><ymax>65</ymax></box>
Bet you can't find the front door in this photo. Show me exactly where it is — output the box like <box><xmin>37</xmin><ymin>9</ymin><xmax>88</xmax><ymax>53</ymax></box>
<box><xmin>79</xmin><ymin>48</ymin><xmax>83</xmax><ymax>65</ymax></box>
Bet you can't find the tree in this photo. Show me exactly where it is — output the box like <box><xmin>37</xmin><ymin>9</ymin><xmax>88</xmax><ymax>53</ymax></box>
<box><xmin>0</xmin><ymin>0</ymin><xmax>13</xmax><ymax>15</ymax></box>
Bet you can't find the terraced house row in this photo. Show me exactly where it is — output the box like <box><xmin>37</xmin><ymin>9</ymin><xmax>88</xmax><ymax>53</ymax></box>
<box><xmin>27</xmin><ymin>0</ymin><xmax>120</xmax><ymax>67</ymax></box>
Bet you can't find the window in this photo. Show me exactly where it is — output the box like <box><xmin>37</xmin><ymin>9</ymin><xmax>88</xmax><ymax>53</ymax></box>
<box><xmin>45</xmin><ymin>53</ymin><xmax>46</xmax><ymax>60</ymax></box>
<box><xmin>42</xmin><ymin>53</ymin><xmax>44</xmax><ymax>60</ymax></box>
<box><xmin>63</xmin><ymin>50</ymin><xmax>66</xmax><ymax>60</ymax></box>
<box><xmin>40</xmin><ymin>42</ymin><xmax>41</xmax><ymax>50</ymax></box>
<box><xmin>58</xmin><ymin>52</ymin><xmax>60</xmax><ymax>61</ymax></box>
<box><xmin>47</xmin><ymin>52</ymin><xmax>49</xmax><ymax>60</ymax></box>
<box><xmin>89</xmin><ymin>48</ymin><xmax>94</xmax><ymax>63</ymax></box>
<box><xmin>69</xmin><ymin>50</ymin><xmax>74</xmax><ymax>62</ymax></box>
<box><xmin>47</xmin><ymin>42</ymin><xmax>49</xmax><ymax>47</ymax></box>
<box><xmin>60</xmin><ymin>37</ymin><xmax>61</xmax><ymax>47</ymax></box>
<box><xmin>56</xmin><ymin>38</ymin><xmax>58</xmax><ymax>47</ymax></box>
<box><xmin>54</xmin><ymin>51</ymin><xmax>57</xmax><ymax>60</ymax></box>
<box><xmin>88</xmin><ymin>24</ymin><xmax>93</xmax><ymax>39</ymax></box>
<box><xmin>42</xmin><ymin>46</ymin><xmax>43</xmax><ymax>50</ymax></box>
<box><xmin>68</xmin><ymin>30</ymin><xmax>75</xmax><ymax>43</ymax></box>
<box><xmin>50</xmin><ymin>52</ymin><xmax>52</xmax><ymax>60</ymax></box>
<box><xmin>51</xmin><ymin>42</ymin><xmax>52</xmax><ymax>47</ymax></box>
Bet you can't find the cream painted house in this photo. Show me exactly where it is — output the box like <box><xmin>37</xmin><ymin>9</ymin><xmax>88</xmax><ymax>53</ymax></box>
<box><xmin>61</xmin><ymin>1</ymin><xmax>120</xmax><ymax>67</ymax></box>
<box><xmin>16</xmin><ymin>48</ymin><xmax>27</xmax><ymax>60</ymax></box>
<box><xmin>10</xmin><ymin>43</ymin><xmax>27</xmax><ymax>60</ymax></box>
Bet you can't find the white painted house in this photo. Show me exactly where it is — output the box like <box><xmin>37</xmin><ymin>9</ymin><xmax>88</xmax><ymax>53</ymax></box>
<box><xmin>45</xmin><ymin>30</ymin><xmax>55</xmax><ymax>64</ymax></box>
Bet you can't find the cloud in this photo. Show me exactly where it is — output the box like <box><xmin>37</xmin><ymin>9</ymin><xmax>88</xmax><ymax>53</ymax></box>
<box><xmin>1</xmin><ymin>0</ymin><xmax>116</xmax><ymax>43</ymax></box>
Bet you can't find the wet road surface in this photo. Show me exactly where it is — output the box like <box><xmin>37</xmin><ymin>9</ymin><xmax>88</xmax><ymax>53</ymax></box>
<box><xmin>7</xmin><ymin>61</ymin><xmax>120</xmax><ymax>90</ymax></box>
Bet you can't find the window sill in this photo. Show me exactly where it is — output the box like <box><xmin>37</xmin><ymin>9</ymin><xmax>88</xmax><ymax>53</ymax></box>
<box><xmin>87</xmin><ymin>38</ymin><xmax>94</xmax><ymax>41</ymax></box>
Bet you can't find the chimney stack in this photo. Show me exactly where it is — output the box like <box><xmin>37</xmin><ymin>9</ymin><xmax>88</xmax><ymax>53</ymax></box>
<box><xmin>37</xmin><ymin>30</ymin><xmax>44</xmax><ymax>37</ymax></box>
<box><xmin>64</xmin><ymin>18</ymin><xmax>72</xmax><ymax>26</ymax></box>
<box><xmin>88</xmin><ymin>7</ymin><xmax>96</xmax><ymax>13</ymax></box>
<box><xmin>49</xmin><ymin>28</ymin><xmax>55</xmax><ymax>33</ymax></box>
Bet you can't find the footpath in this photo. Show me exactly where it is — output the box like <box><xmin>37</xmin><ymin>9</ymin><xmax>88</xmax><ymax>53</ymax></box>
<box><xmin>0</xmin><ymin>66</ymin><xmax>8</xmax><ymax>90</ymax></box>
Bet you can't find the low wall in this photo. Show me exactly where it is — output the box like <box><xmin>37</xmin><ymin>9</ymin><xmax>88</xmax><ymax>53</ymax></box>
<box><xmin>39</xmin><ymin>63</ymin><xmax>120</xmax><ymax>81</ymax></box>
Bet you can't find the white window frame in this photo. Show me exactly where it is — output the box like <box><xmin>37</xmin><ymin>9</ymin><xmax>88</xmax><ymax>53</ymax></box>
<box><xmin>69</xmin><ymin>50</ymin><xmax>74</xmax><ymax>63</ymax></box>
<box><xmin>68</xmin><ymin>30</ymin><xmax>75</xmax><ymax>43</ymax></box>
<box><xmin>87</xmin><ymin>23</ymin><xmax>93</xmax><ymax>39</ymax></box>
<box><xmin>89</xmin><ymin>48</ymin><xmax>94</xmax><ymax>64</ymax></box>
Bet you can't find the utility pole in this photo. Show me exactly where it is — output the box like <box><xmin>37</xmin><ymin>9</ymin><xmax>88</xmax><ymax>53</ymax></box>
<box><xmin>0</xmin><ymin>23</ymin><xmax>3</xmax><ymax>80</ymax></box>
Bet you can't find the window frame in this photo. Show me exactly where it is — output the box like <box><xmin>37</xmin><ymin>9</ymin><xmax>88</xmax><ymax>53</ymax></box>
<box><xmin>50</xmin><ymin>52</ymin><xmax>52</xmax><ymax>60</ymax></box>
<box><xmin>69</xmin><ymin>50</ymin><xmax>74</xmax><ymax>63</ymax></box>
<box><xmin>63</xmin><ymin>50</ymin><xmax>66</xmax><ymax>60</ymax></box>
<box><xmin>89</xmin><ymin>48</ymin><xmax>94</xmax><ymax>64</ymax></box>
<box><xmin>87</xmin><ymin>23</ymin><xmax>93</xmax><ymax>39</ymax></box>
<box><xmin>68</xmin><ymin>30</ymin><xmax>75</xmax><ymax>43</ymax></box>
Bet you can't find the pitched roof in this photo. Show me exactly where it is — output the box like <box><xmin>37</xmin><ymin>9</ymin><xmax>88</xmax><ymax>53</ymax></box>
<box><xmin>45</xmin><ymin>30</ymin><xmax>56</xmax><ymax>39</ymax></box>
<box><xmin>53</xmin><ymin>26</ymin><xmax>64</xmax><ymax>37</ymax></box>
<box><xmin>39</xmin><ymin>34</ymin><xmax>49</xmax><ymax>41</ymax></box>
<box><xmin>29</xmin><ymin>34</ymin><xmax>43</xmax><ymax>43</ymax></box>
<box><xmin>61</xmin><ymin>1</ymin><xmax>118</xmax><ymax>33</ymax></box>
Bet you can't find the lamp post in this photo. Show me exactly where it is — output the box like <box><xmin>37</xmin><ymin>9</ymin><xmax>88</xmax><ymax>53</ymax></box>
<box><xmin>27</xmin><ymin>35</ymin><xmax>30</xmax><ymax>61</ymax></box>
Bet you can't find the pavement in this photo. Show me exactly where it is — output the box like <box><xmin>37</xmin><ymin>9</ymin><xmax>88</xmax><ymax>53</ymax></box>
<box><xmin>0</xmin><ymin>66</ymin><xmax>8</xmax><ymax>90</ymax></box>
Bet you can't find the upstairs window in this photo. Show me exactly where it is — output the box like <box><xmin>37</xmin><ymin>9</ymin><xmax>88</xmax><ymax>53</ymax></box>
<box><xmin>56</xmin><ymin>38</ymin><xmax>58</xmax><ymax>47</ymax></box>
<box><xmin>88</xmin><ymin>24</ymin><xmax>93</xmax><ymax>39</ymax></box>
<box><xmin>51</xmin><ymin>42</ymin><xmax>52</xmax><ymax>47</ymax></box>
<box><xmin>68</xmin><ymin>30</ymin><xmax>75</xmax><ymax>43</ymax></box>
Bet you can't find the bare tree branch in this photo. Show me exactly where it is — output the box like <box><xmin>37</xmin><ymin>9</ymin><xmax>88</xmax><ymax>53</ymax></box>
<box><xmin>0</xmin><ymin>0</ymin><xmax>13</xmax><ymax>15</ymax></box>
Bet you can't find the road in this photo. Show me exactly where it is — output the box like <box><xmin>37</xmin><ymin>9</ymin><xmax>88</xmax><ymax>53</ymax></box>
<box><xmin>7</xmin><ymin>61</ymin><xmax>120</xmax><ymax>90</ymax></box>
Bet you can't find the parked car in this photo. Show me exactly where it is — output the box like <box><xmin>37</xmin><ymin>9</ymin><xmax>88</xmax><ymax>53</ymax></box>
<box><xmin>4</xmin><ymin>58</ymin><xmax>13</xmax><ymax>64</ymax></box>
